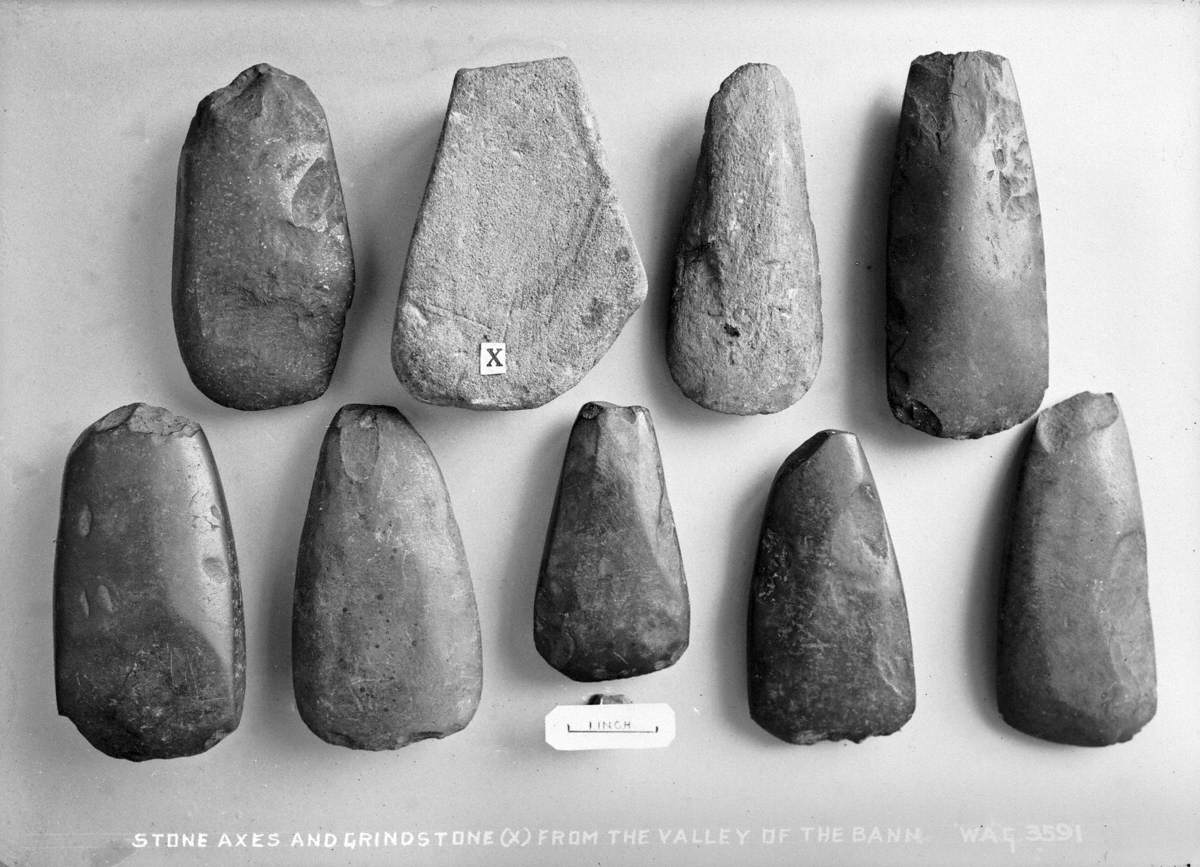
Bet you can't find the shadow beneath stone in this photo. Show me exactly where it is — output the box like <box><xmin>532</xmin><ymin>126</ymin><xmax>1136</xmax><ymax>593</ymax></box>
<box><xmin>494</xmin><ymin>417</ymin><xmax>572</xmax><ymax>691</ymax></box>
<box><xmin>963</xmin><ymin>423</ymin><xmax>1030</xmax><ymax>736</ymax></box>
<box><xmin>710</xmin><ymin>460</ymin><xmax>783</xmax><ymax>745</ymax></box>
<box><xmin>838</xmin><ymin>96</ymin><xmax>909</xmax><ymax>449</ymax></box>
<box><xmin>14</xmin><ymin>433</ymin><xmax>80</xmax><ymax>767</ymax></box>
<box><xmin>638</xmin><ymin>112</ymin><xmax>706</xmax><ymax>425</ymax></box>
<box><xmin>128</xmin><ymin>133</ymin><xmax>199</xmax><ymax>408</ymax></box>
<box><xmin>248</xmin><ymin>408</ymin><xmax>332</xmax><ymax>757</ymax></box>
<box><xmin>328</xmin><ymin>111</ymin><xmax>445</xmax><ymax>398</ymax></box>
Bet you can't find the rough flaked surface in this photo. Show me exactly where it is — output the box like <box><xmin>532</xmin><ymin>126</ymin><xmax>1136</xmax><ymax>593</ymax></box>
<box><xmin>54</xmin><ymin>403</ymin><xmax>244</xmax><ymax>760</ymax></box>
<box><xmin>998</xmin><ymin>392</ymin><xmax>1155</xmax><ymax>746</ymax></box>
<box><xmin>392</xmin><ymin>57</ymin><xmax>647</xmax><ymax>410</ymax></box>
<box><xmin>748</xmin><ymin>431</ymin><xmax>915</xmax><ymax>744</ymax></box>
<box><xmin>886</xmin><ymin>51</ymin><xmax>1047</xmax><ymax>438</ymax></box>
<box><xmin>669</xmin><ymin>63</ymin><xmax>821</xmax><ymax>414</ymax></box>
<box><xmin>535</xmin><ymin>402</ymin><xmax>689</xmax><ymax>680</ymax></box>
<box><xmin>293</xmin><ymin>405</ymin><xmax>482</xmax><ymax>749</ymax></box>
<box><xmin>173</xmin><ymin>63</ymin><xmax>355</xmax><ymax>411</ymax></box>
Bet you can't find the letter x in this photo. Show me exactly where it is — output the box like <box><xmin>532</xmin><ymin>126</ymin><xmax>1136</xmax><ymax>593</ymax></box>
<box><xmin>485</xmin><ymin>348</ymin><xmax>504</xmax><ymax>367</ymax></box>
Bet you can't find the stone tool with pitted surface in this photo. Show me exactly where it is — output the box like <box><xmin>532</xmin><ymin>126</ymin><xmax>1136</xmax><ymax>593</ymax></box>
<box><xmin>392</xmin><ymin>58</ymin><xmax>646</xmax><ymax>410</ymax></box>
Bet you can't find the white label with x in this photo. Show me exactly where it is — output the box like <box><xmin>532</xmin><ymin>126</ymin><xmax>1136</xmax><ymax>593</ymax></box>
<box><xmin>480</xmin><ymin>342</ymin><xmax>506</xmax><ymax>375</ymax></box>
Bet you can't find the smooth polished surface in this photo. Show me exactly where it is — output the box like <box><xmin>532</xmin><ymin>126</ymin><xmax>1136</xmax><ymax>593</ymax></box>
<box><xmin>293</xmin><ymin>405</ymin><xmax>482</xmax><ymax>749</ymax></box>
<box><xmin>748</xmin><ymin>431</ymin><xmax>914</xmax><ymax>744</ymax></box>
<box><xmin>886</xmin><ymin>51</ymin><xmax>1048</xmax><ymax>438</ymax></box>
<box><xmin>2</xmin><ymin>3</ymin><xmax>1197</xmax><ymax>865</ymax></box>
<box><xmin>998</xmin><ymin>393</ymin><xmax>1155</xmax><ymax>745</ymax></box>
<box><xmin>53</xmin><ymin>404</ymin><xmax>244</xmax><ymax>760</ymax></box>
<box><xmin>535</xmin><ymin>402</ymin><xmax>689</xmax><ymax>681</ymax></box>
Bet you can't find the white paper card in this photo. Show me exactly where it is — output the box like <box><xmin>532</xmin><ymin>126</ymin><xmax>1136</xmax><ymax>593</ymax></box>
<box><xmin>544</xmin><ymin>703</ymin><xmax>675</xmax><ymax>751</ymax></box>
<box><xmin>480</xmin><ymin>342</ymin><xmax>506</xmax><ymax>375</ymax></box>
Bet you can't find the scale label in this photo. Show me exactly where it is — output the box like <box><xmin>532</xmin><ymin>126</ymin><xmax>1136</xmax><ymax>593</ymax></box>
<box><xmin>545</xmin><ymin>703</ymin><xmax>675</xmax><ymax>751</ymax></box>
<box><xmin>480</xmin><ymin>342</ymin><xmax>506</xmax><ymax>375</ymax></box>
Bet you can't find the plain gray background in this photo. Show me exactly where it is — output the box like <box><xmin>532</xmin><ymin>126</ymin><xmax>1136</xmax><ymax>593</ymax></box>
<box><xmin>2</xmin><ymin>1</ymin><xmax>1198</xmax><ymax>864</ymax></box>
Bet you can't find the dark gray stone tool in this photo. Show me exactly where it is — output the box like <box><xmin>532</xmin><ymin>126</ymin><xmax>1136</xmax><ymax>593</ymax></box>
<box><xmin>886</xmin><ymin>51</ymin><xmax>1047</xmax><ymax>438</ymax></box>
<box><xmin>293</xmin><ymin>405</ymin><xmax>482</xmax><ymax>749</ymax></box>
<box><xmin>748</xmin><ymin>430</ymin><xmax>915</xmax><ymax>744</ymax></box>
<box><xmin>54</xmin><ymin>404</ymin><xmax>245</xmax><ymax>760</ymax></box>
<box><xmin>998</xmin><ymin>392</ymin><xmax>1155</xmax><ymax>746</ymax></box>
<box><xmin>392</xmin><ymin>58</ymin><xmax>646</xmax><ymax>410</ymax></box>
<box><xmin>669</xmin><ymin>63</ymin><xmax>821</xmax><ymax>414</ymax></box>
<box><xmin>535</xmin><ymin>402</ymin><xmax>689</xmax><ymax>681</ymax></box>
<box><xmin>173</xmin><ymin>63</ymin><xmax>355</xmax><ymax>411</ymax></box>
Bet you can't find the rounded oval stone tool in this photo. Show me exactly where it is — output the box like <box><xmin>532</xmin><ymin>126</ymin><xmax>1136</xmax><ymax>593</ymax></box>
<box><xmin>535</xmin><ymin>401</ymin><xmax>689</xmax><ymax>681</ymax></box>
<box><xmin>748</xmin><ymin>430</ymin><xmax>915</xmax><ymax>744</ymax></box>
<box><xmin>669</xmin><ymin>63</ymin><xmax>822</xmax><ymax>414</ymax></box>
<box><xmin>392</xmin><ymin>57</ymin><xmax>647</xmax><ymax>410</ymax></box>
<box><xmin>997</xmin><ymin>392</ymin><xmax>1155</xmax><ymax>746</ymax></box>
<box><xmin>173</xmin><ymin>63</ymin><xmax>355</xmax><ymax>411</ymax></box>
<box><xmin>886</xmin><ymin>51</ymin><xmax>1047</xmax><ymax>438</ymax></box>
<box><xmin>53</xmin><ymin>404</ymin><xmax>245</xmax><ymax>760</ymax></box>
<box><xmin>293</xmin><ymin>405</ymin><xmax>482</xmax><ymax>749</ymax></box>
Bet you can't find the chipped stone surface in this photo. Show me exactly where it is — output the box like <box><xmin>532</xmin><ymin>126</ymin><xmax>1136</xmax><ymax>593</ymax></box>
<box><xmin>669</xmin><ymin>63</ymin><xmax>821</xmax><ymax>414</ymax></box>
<box><xmin>748</xmin><ymin>431</ymin><xmax>914</xmax><ymax>744</ymax></box>
<box><xmin>998</xmin><ymin>392</ymin><xmax>1155</xmax><ymax>746</ymax></box>
<box><xmin>535</xmin><ymin>402</ymin><xmax>688</xmax><ymax>681</ymax></box>
<box><xmin>392</xmin><ymin>57</ymin><xmax>647</xmax><ymax>410</ymax></box>
<box><xmin>886</xmin><ymin>51</ymin><xmax>1047</xmax><ymax>438</ymax></box>
<box><xmin>293</xmin><ymin>405</ymin><xmax>482</xmax><ymax>749</ymax></box>
<box><xmin>173</xmin><ymin>63</ymin><xmax>355</xmax><ymax>411</ymax></box>
<box><xmin>54</xmin><ymin>404</ymin><xmax>244</xmax><ymax>760</ymax></box>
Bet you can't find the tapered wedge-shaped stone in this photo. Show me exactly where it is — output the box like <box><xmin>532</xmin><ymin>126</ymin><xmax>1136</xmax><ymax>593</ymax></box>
<box><xmin>669</xmin><ymin>63</ymin><xmax>821</xmax><ymax>415</ymax></box>
<box><xmin>54</xmin><ymin>404</ymin><xmax>244</xmax><ymax>760</ymax></box>
<box><xmin>886</xmin><ymin>51</ymin><xmax>1047</xmax><ymax>438</ymax></box>
<box><xmin>748</xmin><ymin>431</ymin><xmax>914</xmax><ymax>744</ymax></box>
<box><xmin>998</xmin><ymin>392</ymin><xmax>1155</xmax><ymax>746</ymax></box>
<box><xmin>392</xmin><ymin>57</ymin><xmax>647</xmax><ymax>410</ymax></box>
<box><xmin>293</xmin><ymin>405</ymin><xmax>482</xmax><ymax>749</ymax></box>
<box><xmin>535</xmin><ymin>402</ymin><xmax>688</xmax><ymax>680</ymax></box>
<box><xmin>173</xmin><ymin>63</ymin><xmax>355</xmax><ymax>411</ymax></box>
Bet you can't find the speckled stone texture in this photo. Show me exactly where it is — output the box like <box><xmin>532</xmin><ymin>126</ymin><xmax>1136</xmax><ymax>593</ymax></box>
<box><xmin>748</xmin><ymin>431</ymin><xmax>914</xmax><ymax>744</ymax></box>
<box><xmin>392</xmin><ymin>57</ymin><xmax>647</xmax><ymax>410</ymax></box>
<box><xmin>669</xmin><ymin>63</ymin><xmax>821</xmax><ymax>415</ymax></box>
<box><xmin>54</xmin><ymin>404</ymin><xmax>244</xmax><ymax>761</ymax></box>
<box><xmin>886</xmin><ymin>51</ymin><xmax>1047</xmax><ymax>438</ymax></box>
<box><xmin>173</xmin><ymin>63</ymin><xmax>355</xmax><ymax>411</ymax></box>
<box><xmin>292</xmin><ymin>405</ymin><xmax>482</xmax><ymax>749</ymax></box>
<box><xmin>535</xmin><ymin>402</ymin><xmax>689</xmax><ymax>681</ymax></box>
<box><xmin>998</xmin><ymin>392</ymin><xmax>1155</xmax><ymax>746</ymax></box>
